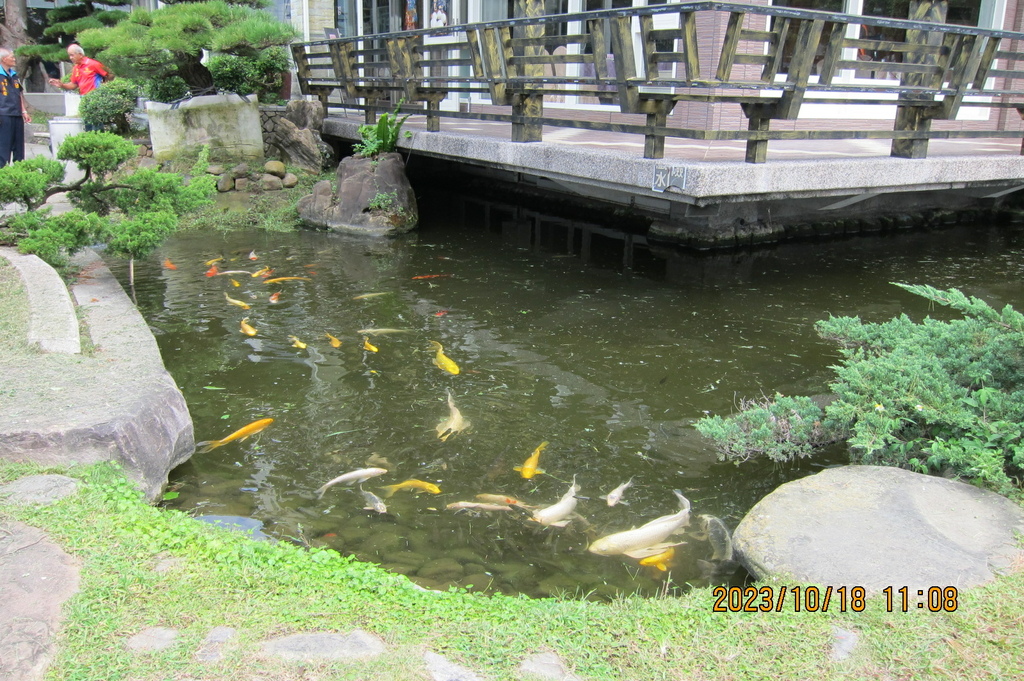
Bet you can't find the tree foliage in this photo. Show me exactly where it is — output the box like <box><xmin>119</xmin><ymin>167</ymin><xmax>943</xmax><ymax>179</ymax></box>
<box><xmin>76</xmin><ymin>0</ymin><xmax>295</xmax><ymax>100</ymax></box>
<box><xmin>0</xmin><ymin>132</ymin><xmax>216</xmax><ymax>270</ymax></box>
<box><xmin>696</xmin><ymin>283</ymin><xmax>1024</xmax><ymax>497</ymax></box>
<box><xmin>16</xmin><ymin>1</ymin><xmax>129</xmax><ymax>66</ymax></box>
<box><xmin>79</xmin><ymin>77</ymin><xmax>142</xmax><ymax>135</ymax></box>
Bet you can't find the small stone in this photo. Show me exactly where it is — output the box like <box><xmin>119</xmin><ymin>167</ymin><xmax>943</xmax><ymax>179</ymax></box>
<box><xmin>234</xmin><ymin>177</ymin><xmax>249</xmax><ymax>191</ymax></box>
<box><xmin>207</xmin><ymin>164</ymin><xmax>225</xmax><ymax>176</ymax></box>
<box><xmin>195</xmin><ymin>626</ymin><xmax>237</xmax><ymax>662</ymax></box>
<box><xmin>417</xmin><ymin>557</ymin><xmax>464</xmax><ymax>581</ymax></box>
<box><xmin>423</xmin><ymin>650</ymin><xmax>483</xmax><ymax>681</ymax></box>
<box><xmin>0</xmin><ymin>475</ymin><xmax>79</xmax><ymax>506</ymax></box>
<box><xmin>282</xmin><ymin>172</ymin><xmax>299</xmax><ymax>188</ymax></box>
<box><xmin>216</xmin><ymin>174</ymin><xmax>234</xmax><ymax>193</ymax></box>
<box><xmin>830</xmin><ymin>626</ymin><xmax>859</xmax><ymax>662</ymax></box>
<box><xmin>261</xmin><ymin>174</ymin><xmax>284</xmax><ymax>191</ymax></box>
<box><xmin>264</xmin><ymin>160</ymin><xmax>287</xmax><ymax>178</ymax></box>
<box><xmin>261</xmin><ymin>630</ymin><xmax>385</xmax><ymax>662</ymax></box>
<box><xmin>126</xmin><ymin>627</ymin><xmax>179</xmax><ymax>653</ymax></box>
<box><xmin>518</xmin><ymin>651</ymin><xmax>580</xmax><ymax>680</ymax></box>
<box><xmin>231</xmin><ymin>163</ymin><xmax>249</xmax><ymax>178</ymax></box>
<box><xmin>138</xmin><ymin>156</ymin><xmax>160</xmax><ymax>170</ymax></box>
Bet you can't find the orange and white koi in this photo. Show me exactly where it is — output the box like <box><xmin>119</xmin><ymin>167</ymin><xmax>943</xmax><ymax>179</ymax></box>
<box><xmin>474</xmin><ymin>494</ymin><xmax>536</xmax><ymax>509</ymax></box>
<box><xmin>411</xmin><ymin>274</ymin><xmax>452</xmax><ymax>280</ymax></box>
<box><xmin>224</xmin><ymin>292</ymin><xmax>250</xmax><ymax>310</ymax></box>
<box><xmin>379</xmin><ymin>479</ymin><xmax>442</xmax><ymax>498</ymax></box>
<box><xmin>240</xmin><ymin>318</ymin><xmax>257</xmax><ymax>336</ymax></box>
<box><xmin>205</xmin><ymin>265</ymin><xmax>220</xmax><ymax>277</ymax></box>
<box><xmin>248</xmin><ymin>250</ymin><xmax>259</xmax><ymax>260</ymax></box>
<box><xmin>269</xmin><ymin>292</ymin><xmax>281</xmax><ymax>303</ymax></box>
<box><xmin>514</xmin><ymin>441</ymin><xmax>548</xmax><ymax>479</ymax></box>
<box><xmin>195</xmin><ymin>417</ymin><xmax>273</xmax><ymax>453</ymax></box>
<box><xmin>251</xmin><ymin>266</ymin><xmax>272</xmax><ymax>278</ymax></box>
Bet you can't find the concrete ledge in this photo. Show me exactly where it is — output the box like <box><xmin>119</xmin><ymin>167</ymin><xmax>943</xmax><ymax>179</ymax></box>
<box><xmin>0</xmin><ymin>247</ymin><xmax>81</xmax><ymax>354</ymax></box>
<box><xmin>0</xmin><ymin>249</ymin><xmax>194</xmax><ymax>502</ymax></box>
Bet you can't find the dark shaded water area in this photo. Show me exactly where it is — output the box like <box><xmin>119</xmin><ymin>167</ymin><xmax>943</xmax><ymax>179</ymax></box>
<box><xmin>110</xmin><ymin>191</ymin><xmax>1024</xmax><ymax>600</ymax></box>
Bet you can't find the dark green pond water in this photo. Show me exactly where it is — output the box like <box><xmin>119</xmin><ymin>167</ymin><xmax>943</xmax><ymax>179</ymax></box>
<box><xmin>113</xmin><ymin>192</ymin><xmax>1024</xmax><ymax>599</ymax></box>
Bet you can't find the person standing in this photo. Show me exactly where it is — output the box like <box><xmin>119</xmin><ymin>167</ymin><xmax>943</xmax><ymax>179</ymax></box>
<box><xmin>47</xmin><ymin>44</ymin><xmax>111</xmax><ymax>97</ymax></box>
<box><xmin>0</xmin><ymin>48</ymin><xmax>32</xmax><ymax>168</ymax></box>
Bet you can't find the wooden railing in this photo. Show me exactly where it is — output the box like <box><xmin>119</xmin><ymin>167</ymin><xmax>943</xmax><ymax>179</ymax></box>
<box><xmin>292</xmin><ymin>1</ymin><xmax>1024</xmax><ymax>163</ymax></box>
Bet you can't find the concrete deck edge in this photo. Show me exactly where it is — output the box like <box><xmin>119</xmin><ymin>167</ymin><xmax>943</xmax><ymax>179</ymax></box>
<box><xmin>323</xmin><ymin>119</ymin><xmax>1024</xmax><ymax>204</ymax></box>
<box><xmin>0</xmin><ymin>247</ymin><xmax>81</xmax><ymax>354</ymax></box>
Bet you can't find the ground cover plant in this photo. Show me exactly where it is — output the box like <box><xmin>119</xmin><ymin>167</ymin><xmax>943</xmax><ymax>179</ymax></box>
<box><xmin>696</xmin><ymin>283</ymin><xmax>1024</xmax><ymax>499</ymax></box>
<box><xmin>1</xmin><ymin>460</ymin><xmax>1022</xmax><ymax>681</ymax></box>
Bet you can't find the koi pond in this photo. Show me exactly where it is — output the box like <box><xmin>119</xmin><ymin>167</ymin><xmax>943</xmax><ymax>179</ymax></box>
<box><xmin>112</xmin><ymin>192</ymin><xmax>1024</xmax><ymax>600</ymax></box>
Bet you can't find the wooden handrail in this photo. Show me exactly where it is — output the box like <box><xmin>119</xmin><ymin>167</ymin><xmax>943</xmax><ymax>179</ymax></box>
<box><xmin>292</xmin><ymin>1</ymin><xmax>1024</xmax><ymax>163</ymax></box>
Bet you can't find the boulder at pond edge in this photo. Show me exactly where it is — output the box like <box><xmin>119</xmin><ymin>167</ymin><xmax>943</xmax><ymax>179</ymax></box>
<box><xmin>297</xmin><ymin>153</ymin><xmax>418</xmax><ymax>236</ymax></box>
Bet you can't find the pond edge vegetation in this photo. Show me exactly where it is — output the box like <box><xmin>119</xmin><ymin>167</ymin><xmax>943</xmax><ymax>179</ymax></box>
<box><xmin>1</xmin><ymin>460</ymin><xmax>1022</xmax><ymax>681</ymax></box>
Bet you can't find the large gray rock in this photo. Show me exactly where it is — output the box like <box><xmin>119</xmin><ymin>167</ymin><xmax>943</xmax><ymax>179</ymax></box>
<box><xmin>273</xmin><ymin>118</ymin><xmax>323</xmax><ymax>174</ymax></box>
<box><xmin>284</xmin><ymin>99</ymin><xmax>325</xmax><ymax>133</ymax></box>
<box><xmin>734</xmin><ymin>466</ymin><xmax>1024</xmax><ymax>593</ymax></box>
<box><xmin>297</xmin><ymin>153</ymin><xmax>418</xmax><ymax>236</ymax></box>
<box><xmin>0</xmin><ymin>250</ymin><xmax>194</xmax><ymax>502</ymax></box>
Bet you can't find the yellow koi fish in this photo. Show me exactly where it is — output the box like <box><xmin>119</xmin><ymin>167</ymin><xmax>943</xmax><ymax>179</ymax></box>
<box><xmin>230</xmin><ymin>278</ymin><xmax>241</xmax><ymax>287</ymax></box>
<box><xmin>204</xmin><ymin>256</ymin><xmax>224</xmax><ymax>266</ymax></box>
<box><xmin>325</xmin><ymin>333</ymin><xmax>342</xmax><ymax>348</ymax></box>
<box><xmin>638</xmin><ymin>546</ymin><xmax>675</xmax><ymax>572</ymax></box>
<box><xmin>428</xmin><ymin>340</ymin><xmax>460</xmax><ymax>375</ymax></box>
<box><xmin>240</xmin><ymin>318</ymin><xmax>257</xmax><ymax>336</ymax></box>
<box><xmin>514</xmin><ymin>441</ymin><xmax>548</xmax><ymax>479</ymax></box>
<box><xmin>264</xmin><ymin>276</ymin><xmax>311</xmax><ymax>284</ymax></box>
<box><xmin>289</xmin><ymin>335</ymin><xmax>307</xmax><ymax>349</ymax></box>
<box><xmin>195</xmin><ymin>417</ymin><xmax>273</xmax><ymax>453</ymax></box>
<box><xmin>224</xmin><ymin>292</ymin><xmax>250</xmax><ymax>310</ymax></box>
<box><xmin>251</xmin><ymin>266</ymin><xmax>271</xmax><ymax>278</ymax></box>
<box><xmin>363</xmin><ymin>336</ymin><xmax>378</xmax><ymax>352</ymax></box>
<box><xmin>379</xmin><ymin>479</ymin><xmax>442</xmax><ymax>498</ymax></box>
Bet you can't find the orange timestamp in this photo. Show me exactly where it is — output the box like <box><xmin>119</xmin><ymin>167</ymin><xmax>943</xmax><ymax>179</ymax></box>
<box><xmin>711</xmin><ymin>585</ymin><xmax>959</xmax><ymax>613</ymax></box>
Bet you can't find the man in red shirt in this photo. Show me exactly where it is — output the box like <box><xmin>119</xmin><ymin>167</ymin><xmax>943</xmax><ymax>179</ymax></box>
<box><xmin>48</xmin><ymin>44</ymin><xmax>112</xmax><ymax>130</ymax></box>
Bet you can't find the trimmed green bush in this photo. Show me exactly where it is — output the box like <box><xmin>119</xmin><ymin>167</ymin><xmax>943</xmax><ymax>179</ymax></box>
<box><xmin>79</xmin><ymin>78</ymin><xmax>142</xmax><ymax>135</ymax></box>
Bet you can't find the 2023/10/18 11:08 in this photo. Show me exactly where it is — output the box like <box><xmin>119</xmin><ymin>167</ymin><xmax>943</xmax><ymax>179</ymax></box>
<box><xmin>711</xmin><ymin>585</ymin><xmax>959</xmax><ymax>613</ymax></box>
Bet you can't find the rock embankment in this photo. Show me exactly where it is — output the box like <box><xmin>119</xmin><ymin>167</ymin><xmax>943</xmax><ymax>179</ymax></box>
<box><xmin>0</xmin><ymin>249</ymin><xmax>193</xmax><ymax>501</ymax></box>
<box><xmin>734</xmin><ymin>465</ymin><xmax>1024</xmax><ymax>592</ymax></box>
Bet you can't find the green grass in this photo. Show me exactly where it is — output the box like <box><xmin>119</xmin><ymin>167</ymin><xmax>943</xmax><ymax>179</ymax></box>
<box><xmin>1</xmin><ymin>461</ymin><xmax>1022</xmax><ymax>681</ymax></box>
<box><xmin>0</xmin><ymin>253</ymin><xmax>35</xmax><ymax>362</ymax></box>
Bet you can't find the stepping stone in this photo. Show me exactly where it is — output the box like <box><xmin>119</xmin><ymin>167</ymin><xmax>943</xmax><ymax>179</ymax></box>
<box><xmin>261</xmin><ymin>629</ymin><xmax>385</xmax><ymax>662</ymax></box>
<box><xmin>0</xmin><ymin>521</ymin><xmax>80</xmax><ymax>681</ymax></box>
<box><xmin>195</xmin><ymin>626</ymin><xmax>237</xmax><ymax>662</ymax></box>
<box><xmin>423</xmin><ymin>650</ymin><xmax>484</xmax><ymax>680</ymax></box>
<box><xmin>0</xmin><ymin>475</ymin><xmax>79</xmax><ymax>506</ymax></box>
<box><xmin>734</xmin><ymin>465</ymin><xmax>1024</xmax><ymax>593</ymax></box>
<box><xmin>126</xmin><ymin>626</ymin><xmax>179</xmax><ymax>652</ymax></box>
<box><xmin>830</xmin><ymin>626</ymin><xmax>859</xmax><ymax>662</ymax></box>
<box><xmin>518</xmin><ymin>651</ymin><xmax>581</xmax><ymax>680</ymax></box>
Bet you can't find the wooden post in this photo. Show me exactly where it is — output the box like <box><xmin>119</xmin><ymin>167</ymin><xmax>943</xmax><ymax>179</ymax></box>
<box><xmin>510</xmin><ymin>0</ymin><xmax>544</xmax><ymax>143</ymax></box>
<box><xmin>892</xmin><ymin>1</ymin><xmax>948</xmax><ymax>158</ymax></box>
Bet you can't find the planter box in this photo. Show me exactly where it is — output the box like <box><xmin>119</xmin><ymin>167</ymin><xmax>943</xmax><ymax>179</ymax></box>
<box><xmin>146</xmin><ymin>94</ymin><xmax>263</xmax><ymax>162</ymax></box>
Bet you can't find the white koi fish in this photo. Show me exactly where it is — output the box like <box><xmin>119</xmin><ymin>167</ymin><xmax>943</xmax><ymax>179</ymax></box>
<box><xmin>603</xmin><ymin>477</ymin><xmax>634</xmax><ymax>507</ymax></box>
<box><xmin>531</xmin><ymin>476</ymin><xmax>580</xmax><ymax>528</ymax></box>
<box><xmin>587</xmin><ymin>490</ymin><xmax>691</xmax><ymax>558</ymax></box>
<box><xmin>314</xmin><ymin>467</ymin><xmax>388</xmax><ymax>499</ymax></box>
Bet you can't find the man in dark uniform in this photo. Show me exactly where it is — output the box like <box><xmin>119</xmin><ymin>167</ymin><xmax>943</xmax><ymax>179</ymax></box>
<box><xmin>0</xmin><ymin>47</ymin><xmax>32</xmax><ymax>168</ymax></box>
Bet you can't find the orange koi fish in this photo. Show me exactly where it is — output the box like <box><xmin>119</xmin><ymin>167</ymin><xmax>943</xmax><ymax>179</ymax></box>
<box><xmin>162</xmin><ymin>258</ymin><xmax>177</xmax><ymax>270</ymax></box>
<box><xmin>205</xmin><ymin>265</ymin><xmax>220</xmax><ymax>277</ymax></box>
<box><xmin>411</xmin><ymin>274</ymin><xmax>452</xmax><ymax>280</ymax></box>
<box><xmin>363</xmin><ymin>336</ymin><xmax>378</xmax><ymax>353</ymax></box>
<box><xmin>434</xmin><ymin>309</ymin><xmax>449</xmax><ymax>317</ymax></box>
<box><xmin>269</xmin><ymin>292</ymin><xmax>281</xmax><ymax>303</ymax></box>
<box><xmin>264</xmin><ymin>277</ymin><xmax>311</xmax><ymax>284</ymax></box>
<box><xmin>514</xmin><ymin>441</ymin><xmax>548</xmax><ymax>479</ymax></box>
<box><xmin>195</xmin><ymin>417</ymin><xmax>273</xmax><ymax>453</ymax></box>
<box><xmin>325</xmin><ymin>333</ymin><xmax>342</xmax><ymax>348</ymax></box>
<box><xmin>240</xmin><ymin>318</ymin><xmax>257</xmax><ymax>336</ymax></box>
